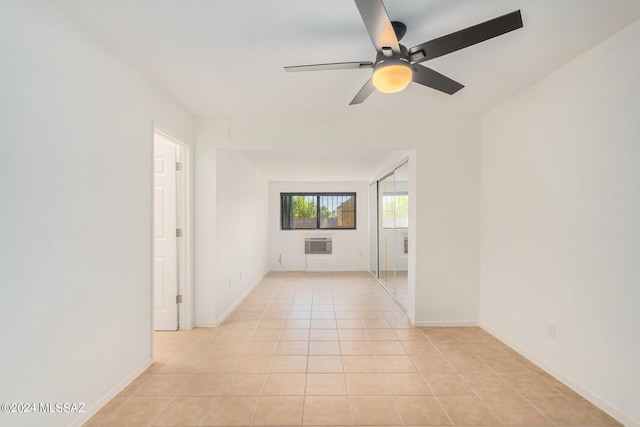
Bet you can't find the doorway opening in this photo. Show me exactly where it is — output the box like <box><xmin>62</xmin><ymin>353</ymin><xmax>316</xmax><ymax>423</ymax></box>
<box><xmin>153</xmin><ymin>130</ymin><xmax>191</xmax><ymax>330</ymax></box>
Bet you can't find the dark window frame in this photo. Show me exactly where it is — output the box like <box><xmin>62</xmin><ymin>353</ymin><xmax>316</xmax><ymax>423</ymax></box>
<box><xmin>280</xmin><ymin>192</ymin><xmax>357</xmax><ymax>230</ymax></box>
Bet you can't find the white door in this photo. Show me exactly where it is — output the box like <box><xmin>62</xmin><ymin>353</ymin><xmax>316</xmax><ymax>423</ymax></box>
<box><xmin>153</xmin><ymin>137</ymin><xmax>178</xmax><ymax>330</ymax></box>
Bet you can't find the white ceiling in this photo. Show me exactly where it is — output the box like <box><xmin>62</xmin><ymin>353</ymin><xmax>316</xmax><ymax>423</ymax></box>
<box><xmin>240</xmin><ymin>150</ymin><xmax>405</xmax><ymax>182</ymax></box>
<box><xmin>51</xmin><ymin>0</ymin><xmax>640</xmax><ymax>180</ymax></box>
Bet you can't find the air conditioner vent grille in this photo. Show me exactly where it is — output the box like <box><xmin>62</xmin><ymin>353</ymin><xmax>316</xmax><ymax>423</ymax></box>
<box><xmin>305</xmin><ymin>237</ymin><xmax>332</xmax><ymax>255</ymax></box>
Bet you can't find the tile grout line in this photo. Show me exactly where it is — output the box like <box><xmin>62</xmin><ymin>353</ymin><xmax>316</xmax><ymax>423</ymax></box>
<box><xmin>88</xmin><ymin>273</ymin><xmax>617</xmax><ymax>427</ymax></box>
<box><xmin>420</xmin><ymin>331</ymin><xmax>457</xmax><ymax>427</ymax></box>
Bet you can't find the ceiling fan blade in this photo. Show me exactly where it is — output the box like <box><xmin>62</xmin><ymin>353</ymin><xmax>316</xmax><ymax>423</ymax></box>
<box><xmin>408</xmin><ymin>10</ymin><xmax>523</xmax><ymax>63</ymax></box>
<box><xmin>354</xmin><ymin>0</ymin><xmax>400</xmax><ymax>54</ymax></box>
<box><xmin>411</xmin><ymin>65</ymin><xmax>464</xmax><ymax>95</ymax></box>
<box><xmin>285</xmin><ymin>61</ymin><xmax>373</xmax><ymax>72</ymax></box>
<box><xmin>349</xmin><ymin>78</ymin><xmax>375</xmax><ymax>105</ymax></box>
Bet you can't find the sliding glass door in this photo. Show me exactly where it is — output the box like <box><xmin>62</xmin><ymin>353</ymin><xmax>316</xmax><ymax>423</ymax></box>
<box><xmin>370</xmin><ymin>161</ymin><xmax>409</xmax><ymax>309</ymax></box>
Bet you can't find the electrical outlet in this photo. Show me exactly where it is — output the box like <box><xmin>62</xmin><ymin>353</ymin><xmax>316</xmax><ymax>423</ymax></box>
<box><xmin>239</xmin><ymin>272</ymin><xmax>242</xmax><ymax>281</ymax></box>
<box><xmin>279</xmin><ymin>254</ymin><xmax>282</xmax><ymax>262</ymax></box>
<box><xmin>228</xmin><ymin>277</ymin><xmax>233</xmax><ymax>288</ymax></box>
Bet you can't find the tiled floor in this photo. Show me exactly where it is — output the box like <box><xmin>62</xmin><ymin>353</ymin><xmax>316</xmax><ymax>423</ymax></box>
<box><xmin>84</xmin><ymin>272</ymin><xmax>621</xmax><ymax>426</ymax></box>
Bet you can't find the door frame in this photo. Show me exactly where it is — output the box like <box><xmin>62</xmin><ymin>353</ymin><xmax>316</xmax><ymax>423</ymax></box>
<box><xmin>152</xmin><ymin>127</ymin><xmax>193</xmax><ymax>331</ymax></box>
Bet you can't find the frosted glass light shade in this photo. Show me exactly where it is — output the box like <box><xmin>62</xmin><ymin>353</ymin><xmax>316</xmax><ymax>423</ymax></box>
<box><xmin>372</xmin><ymin>64</ymin><xmax>412</xmax><ymax>93</ymax></box>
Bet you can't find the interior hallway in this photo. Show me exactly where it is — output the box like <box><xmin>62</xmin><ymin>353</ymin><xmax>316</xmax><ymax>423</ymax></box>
<box><xmin>84</xmin><ymin>272</ymin><xmax>620</xmax><ymax>426</ymax></box>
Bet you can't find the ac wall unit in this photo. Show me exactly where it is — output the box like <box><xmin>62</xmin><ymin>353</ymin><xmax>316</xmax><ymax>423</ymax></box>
<box><xmin>305</xmin><ymin>237</ymin><xmax>332</xmax><ymax>255</ymax></box>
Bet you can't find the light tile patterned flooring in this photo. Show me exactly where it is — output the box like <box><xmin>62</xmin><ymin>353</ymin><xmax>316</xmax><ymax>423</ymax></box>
<box><xmin>85</xmin><ymin>272</ymin><xmax>620</xmax><ymax>426</ymax></box>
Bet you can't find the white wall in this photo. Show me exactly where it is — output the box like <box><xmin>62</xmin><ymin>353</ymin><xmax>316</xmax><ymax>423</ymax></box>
<box><xmin>195</xmin><ymin>114</ymin><xmax>481</xmax><ymax>326</ymax></box>
<box><xmin>193</xmin><ymin>147</ymin><xmax>270</xmax><ymax>326</ymax></box>
<box><xmin>194</xmin><ymin>121</ymin><xmax>218</xmax><ymax>326</ymax></box>
<box><xmin>215</xmin><ymin>150</ymin><xmax>269</xmax><ymax>322</ymax></box>
<box><xmin>0</xmin><ymin>2</ymin><xmax>194</xmax><ymax>426</ymax></box>
<box><xmin>413</xmin><ymin>121</ymin><xmax>481</xmax><ymax>326</ymax></box>
<box><xmin>269</xmin><ymin>182</ymin><xmax>369</xmax><ymax>272</ymax></box>
<box><xmin>480</xmin><ymin>19</ymin><xmax>640</xmax><ymax>426</ymax></box>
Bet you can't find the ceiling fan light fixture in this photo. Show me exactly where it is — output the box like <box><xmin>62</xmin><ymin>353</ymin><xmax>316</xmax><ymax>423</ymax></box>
<box><xmin>372</xmin><ymin>62</ymin><xmax>412</xmax><ymax>93</ymax></box>
<box><xmin>284</xmin><ymin>1</ymin><xmax>523</xmax><ymax>105</ymax></box>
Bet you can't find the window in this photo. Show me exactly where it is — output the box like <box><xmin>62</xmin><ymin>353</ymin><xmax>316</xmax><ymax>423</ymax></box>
<box><xmin>281</xmin><ymin>193</ymin><xmax>356</xmax><ymax>230</ymax></box>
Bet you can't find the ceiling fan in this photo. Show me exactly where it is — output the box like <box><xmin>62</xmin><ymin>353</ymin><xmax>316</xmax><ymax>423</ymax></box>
<box><xmin>285</xmin><ymin>0</ymin><xmax>523</xmax><ymax>105</ymax></box>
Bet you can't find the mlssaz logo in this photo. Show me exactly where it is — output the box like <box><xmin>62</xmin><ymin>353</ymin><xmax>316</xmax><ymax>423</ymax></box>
<box><xmin>39</xmin><ymin>402</ymin><xmax>86</xmax><ymax>413</ymax></box>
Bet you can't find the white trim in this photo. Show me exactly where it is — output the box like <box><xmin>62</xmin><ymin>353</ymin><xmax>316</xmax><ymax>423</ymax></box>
<box><xmin>373</xmin><ymin>157</ymin><xmax>409</xmax><ymax>184</ymax></box>
<box><xmin>413</xmin><ymin>320</ymin><xmax>479</xmax><ymax>327</ymax></box>
<box><xmin>481</xmin><ymin>324</ymin><xmax>636</xmax><ymax>427</ymax></box>
<box><xmin>214</xmin><ymin>274</ymin><xmax>265</xmax><ymax>326</ymax></box>
<box><xmin>195</xmin><ymin>322</ymin><xmax>218</xmax><ymax>328</ymax></box>
<box><xmin>149</xmin><ymin>125</ymin><xmax>155</xmax><ymax>357</ymax></box>
<box><xmin>69</xmin><ymin>359</ymin><xmax>153</xmax><ymax>427</ymax></box>
<box><xmin>370</xmin><ymin>155</ymin><xmax>411</xmax><ymax>185</ymax></box>
<box><xmin>277</xmin><ymin>267</ymin><xmax>370</xmax><ymax>273</ymax></box>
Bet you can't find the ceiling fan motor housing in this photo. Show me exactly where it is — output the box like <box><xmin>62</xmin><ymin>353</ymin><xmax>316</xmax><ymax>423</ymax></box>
<box><xmin>374</xmin><ymin>44</ymin><xmax>412</xmax><ymax>74</ymax></box>
<box><xmin>372</xmin><ymin>45</ymin><xmax>413</xmax><ymax>93</ymax></box>
<box><xmin>375</xmin><ymin>44</ymin><xmax>409</xmax><ymax>66</ymax></box>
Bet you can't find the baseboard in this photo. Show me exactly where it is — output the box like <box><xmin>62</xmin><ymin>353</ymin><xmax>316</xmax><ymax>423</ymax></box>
<box><xmin>480</xmin><ymin>323</ymin><xmax>638</xmax><ymax>427</ymax></box>
<box><xmin>214</xmin><ymin>273</ymin><xmax>265</xmax><ymax>326</ymax></box>
<box><xmin>414</xmin><ymin>320</ymin><xmax>479</xmax><ymax>327</ymax></box>
<box><xmin>193</xmin><ymin>321</ymin><xmax>217</xmax><ymax>327</ymax></box>
<box><xmin>272</xmin><ymin>266</ymin><xmax>369</xmax><ymax>273</ymax></box>
<box><xmin>69</xmin><ymin>358</ymin><xmax>153</xmax><ymax>427</ymax></box>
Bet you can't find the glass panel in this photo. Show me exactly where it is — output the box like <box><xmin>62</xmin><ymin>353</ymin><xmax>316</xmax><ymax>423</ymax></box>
<box><xmin>282</xmin><ymin>193</ymin><xmax>357</xmax><ymax>230</ymax></box>
<box><xmin>394</xmin><ymin>162</ymin><xmax>409</xmax><ymax>308</ymax></box>
<box><xmin>319</xmin><ymin>194</ymin><xmax>355</xmax><ymax>229</ymax></box>
<box><xmin>292</xmin><ymin>195</ymin><xmax>317</xmax><ymax>229</ymax></box>
<box><xmin>372</xmin><ymin>162</ymin><xmax>409</xmax><ymax>309</ymax></box>
<box><xmin>378</xmin><ymin>173</ymin><xmax>395</xmax><ymax>295</ymax></box>
<box><xmin>369</xmin><ymin>182</ymin><xmax>378</xmax><ymax>276</ymax></box>
<box><xmin>394</xmin><ymin>193</ymin><xmax>409</xmax><ymax>228</ymax></box>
